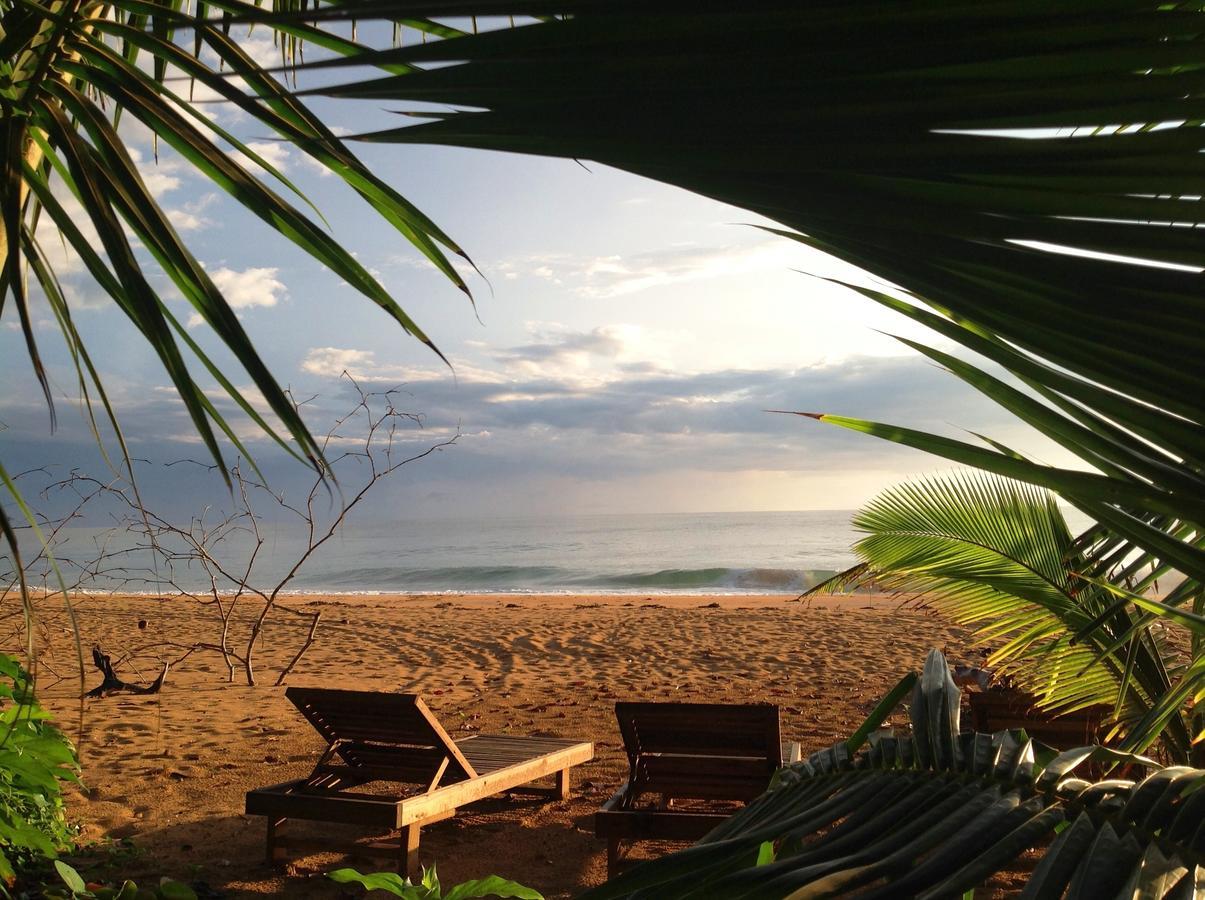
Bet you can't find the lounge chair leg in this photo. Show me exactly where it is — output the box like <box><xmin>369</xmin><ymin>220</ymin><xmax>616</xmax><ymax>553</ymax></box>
<box><xmin>266</xmin><ymin>816</ymin><xmax>286</xmax><ymax>866</ymax></box>
<box><xmin>399</xmin><ymin>825</ymin><xmax>421</xmax><ymax>880</ymax></box>
<box><xmin>555</xmin><ymin>768</ymin><xmax>570</xmax><ymax>800</ymax></box>
<box><xmin>607</xmin><ymin>837</ymin><xmax>622</xmax><ymax>879</ymax></box>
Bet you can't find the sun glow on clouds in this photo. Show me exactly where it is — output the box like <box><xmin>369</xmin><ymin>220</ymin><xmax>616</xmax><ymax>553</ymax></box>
<box><xmin>281</xmin><ymin>320</ymin><xmax>1064</xmax><ymax>513</ymax></box>
<box><xmin>302</xmin><ymin>323</ymin><xmax>677</xmax><ymax>391</ymax></box>
<box><xmin>494</xmin><ymin>239</ymin><xmax>814</xmax><ymax>300</ymax></box>
<box><xmin>301</xmin><ymin>347</ymin><xmax>385</xmax><ymax>379</ymax></box>
<box><xmin>3</xmin><ymin>92</ymin><xmax>1040</xmax><ymax>518</ymax></box>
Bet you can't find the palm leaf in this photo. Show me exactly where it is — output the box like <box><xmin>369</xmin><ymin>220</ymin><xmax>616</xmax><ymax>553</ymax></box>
<box><xmin>2</xmin><ymin>0</ymin><xmax>472</xmax><ymax>480</ymax></box>
<box><xmin>581</xmin><ymin>649</ymin><xmax>1201</xmax><ymax>900</ymax></box>
<box><xmin>1</xmin><ymin>0</ymin><xmax>479</xmax><ymax>655</ymax></box>
<box><xmin>269</xmin><ymin>1</ymin><xmax>1204</xmax><ymax>631</ymax></box>
<box><xmin>809</xmin><ymin>471</ymin><xmax>1195</xmax><ymax>761</ymax></box>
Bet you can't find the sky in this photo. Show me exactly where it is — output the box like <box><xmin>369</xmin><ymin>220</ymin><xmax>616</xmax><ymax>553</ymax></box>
<box><xmin>0</xmin><ymin>27</ymin><xmax>1082</xmax><ymax>522</ymax></box>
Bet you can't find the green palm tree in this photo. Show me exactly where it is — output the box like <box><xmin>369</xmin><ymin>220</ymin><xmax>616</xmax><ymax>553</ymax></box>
<box><xmin>0</xmin><ymin>1</ymin><xmax>474</xmax><ymax>592</ymax></box>
<box><xmin>281</xmin><ymin>2</ymin><xmax>1203</xmax><ymax>592</ymax></box>
<box><xmin>260</xmin><ymin>0</ymin><xmax>1205</xmax><ymax>758</ymax></box>
<box><xmin>3</xmin><ymin>2</ymin><xmax>1202</xmax><ymax>737</ymax></box>
<box><xmin>5</xmin><ymin>7</ymin><xmax>1205</xmax><ymax>890</ymax></box>
<box><xmin>811</xmin><ymin>471</ymin><xmax>1200</xmax><ymax>762</ymax></box>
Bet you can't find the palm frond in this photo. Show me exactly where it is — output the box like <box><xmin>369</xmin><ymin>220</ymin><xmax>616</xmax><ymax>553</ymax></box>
<box><xmin>1</xmin><ymin>0</ymin><xmax>471</xmax><ymax>479</ymax></box>
<box><xmin>817</xmin><ymin>471</ymin><xmax>1197</xmax><ymax>760</ymax></box>
<box><xmin>582</xmin><ymin>649</ymin><xmax>1203</xmax><ymax>900</ymax></box>
<box><xmin>271</xmin><ymin>0</ymin><xmax>1204</xmax><ymax>616</ymax></box>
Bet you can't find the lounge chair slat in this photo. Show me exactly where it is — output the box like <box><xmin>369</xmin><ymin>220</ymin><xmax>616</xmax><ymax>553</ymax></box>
<box><xmin>398</xmin><ymin>739</ymin><xmax>593</xmax><ymax>827</ymax></box>
<box><xmin>247</xmin><ymin>688</ymin><xmax>593</xmax><ymax>877</ymax></box>
<box><xmin>596</xmin><ymin>701</ymin><xmax>785</xmax><ymax>877</ymax></box>
<box><xmin>286</xmin><ymin>688</ymin><xmax>479</xmax><ymax>782</ymax></box>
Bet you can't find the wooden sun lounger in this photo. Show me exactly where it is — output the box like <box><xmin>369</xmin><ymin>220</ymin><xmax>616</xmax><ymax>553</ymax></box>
<box><xmin>967</xmin><ymin>690</ymin><xmax>1110</xmax><ymax>749</ymax></box>
<box><xmin>594</xmin><ymin>701</ymin><xmax>795</xmax><ymax>877</ymax></box>
<box><xmin>245</xmin><ymin>687</ymin><xmax>593</xmax><ymax>876</ymax></box>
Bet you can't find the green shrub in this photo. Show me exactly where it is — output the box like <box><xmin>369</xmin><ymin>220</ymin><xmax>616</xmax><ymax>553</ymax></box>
<box><xmin>329</xmin><ymin>864</ymin><xmax>542</xmax><ymax>899</ymax></box>
<box><xmin>47</xmin><ymin>861</ymin><xmax>196</xmax><ymax>899</ymax></box>
<box><xmin>0</xmin><ymin>652</ymin><xmax>79</xmax><ymax>885</ymax></box>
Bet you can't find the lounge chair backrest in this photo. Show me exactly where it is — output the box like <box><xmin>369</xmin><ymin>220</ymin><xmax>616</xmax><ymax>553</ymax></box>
<box><xmin>615</xmin><ymin>702</ymin><xmax>781</xmax><ymax>802</ymax></box>
<box><xmin>287</xmin><ymin>687</ymin><xmax>477</xmax><ymax>783</ymax></box>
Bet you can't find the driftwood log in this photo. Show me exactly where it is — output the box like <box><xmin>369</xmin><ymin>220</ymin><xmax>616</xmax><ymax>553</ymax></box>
<box><xmin>85</xmin><ymin>646</ymin><xmax>169</xmax><ymax>698</ymax></box>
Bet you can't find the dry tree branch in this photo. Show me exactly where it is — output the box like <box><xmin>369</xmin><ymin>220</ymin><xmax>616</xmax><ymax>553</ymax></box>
<box><xmin>5</xmin><ymin>378</ymin><xmax>455</xmax><ymax>690</ymax></box>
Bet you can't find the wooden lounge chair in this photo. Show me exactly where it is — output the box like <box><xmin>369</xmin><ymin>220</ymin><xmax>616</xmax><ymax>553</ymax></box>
<box><xmin>967</xmin><ymin>689</ymin><xmax>1110</xmax><ymax>749</ymax></box>
<box><xmin>245</xmin><ymin>687</ymin><xmax>593</xmax><ymax>876</ymax></box>
<box><xmin>594</xmin><ymin>701</ymin><xmax>794</xmax><ymax>877</ymax></box>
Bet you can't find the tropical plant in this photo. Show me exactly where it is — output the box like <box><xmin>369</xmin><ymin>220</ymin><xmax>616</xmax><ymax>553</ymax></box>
<box><xmin>1</xmin><ymin>0</ymin><xmax>469</xmax><ymax>463</ymax></box>
<box><xmin>809</xmin><ymin>470</ymin><xmax>1201</xmax><ymax>763</ymax></box>
<box><xmin>0</xmin><ymin>0</ymin><xmax>476</xmax><ymax>622</ymax></box>
<box><xmin>0</xmin><ymin>651</ymin><xmax>79</xmax><ymax>886</ymax></box>
<box><xmin>329</xmin><ymin>863</ymin><xmax>543</xmax><ymax>899</ymax></box>
<box><xmin>255</xmin><ymin>1</ymin><xmax>1204</xmax><ymax>676</ymax></box>
<box><xmin>6</xmin><ymin>8</ymin><xmax>1202</xmax><ymax>627</ymax></box>
<box><xmin>581</xmin><ymin>649</ymin><xmax>1205</xmax><ymax>899</ymax></box>
<box><xmin>298</xmin><ymin>1</ymin><xmax>1205</xmax><ymax>547</ymax></box>
<box><xmin>49</xmin><ymin>860</ymin><xmax>197</xmax><ymax>899</ymax></box>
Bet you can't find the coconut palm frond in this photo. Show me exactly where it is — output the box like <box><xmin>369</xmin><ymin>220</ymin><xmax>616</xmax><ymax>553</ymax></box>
<box><xmin>819</xmin><ymin>471</ymin><xmax>1196</xmax><ymax>760</ymax></box>
<box><xmin>268</xmin><ymin>0</ymin><xmax>1205</xmax><ymax>592</ymax></box>
<box><xmin>1</xmin><ymin>0</ymin><xmax>470</xmax><ymax>478</ymax></box>
<box><xmin>582</xmin><ymin>649</ymin><xmax>1204</xmax><ymax>900</ymax></box>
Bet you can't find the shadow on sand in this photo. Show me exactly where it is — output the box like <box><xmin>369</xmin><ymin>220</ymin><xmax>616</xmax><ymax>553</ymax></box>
<box><xmin>70</xmin><ymin>794</ymin><xmax>605</xmax><ymax>899</ymax></box>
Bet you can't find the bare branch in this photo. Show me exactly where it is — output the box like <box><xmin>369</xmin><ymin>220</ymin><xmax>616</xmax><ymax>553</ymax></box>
<box><xmin>9</xmin><ymin>379</ymin><xmax>452</xmax><ymax>689</ymax></box>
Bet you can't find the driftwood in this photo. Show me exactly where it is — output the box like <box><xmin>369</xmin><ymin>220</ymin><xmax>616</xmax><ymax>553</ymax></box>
<box><xmin>85</xmin><ymin>646</ymin><xmax>168</xmax><ymax>698</ymax></box>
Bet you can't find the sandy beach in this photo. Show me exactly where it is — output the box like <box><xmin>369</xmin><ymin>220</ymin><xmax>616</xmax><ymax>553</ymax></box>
<box><xmin>21</xmin><ymin>591</ymin><xmax>975</xmax><ymax>898</ymax></box>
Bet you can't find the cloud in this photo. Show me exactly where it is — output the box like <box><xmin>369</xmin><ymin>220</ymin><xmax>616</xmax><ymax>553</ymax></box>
<box><xmin>488</xmin><ymin>323</ymin><xmax>673</xmax><ymax>385</ymax></box>
<box><xmin>493</xmin><ymin>239</ymin><xmax>828</xmax><ymax>299</ymax></box>
<box><xmin>235</xmin><ymin>33</ymin><xmax>284</xmax><ymax>70</ymax></box>
<box><xmin>31</xmin><ymin>187</ymin><xmax>99</xmax><ymax>277</ymax></box>
<box><xmin>297</xmin><ymin>152</ymin><xmax>336</xmax><ymax>178</ymax></box>
<box><xmin>232</xmin><ymin>141</ymin><xmax>291</xmax><ymax>177</ymax></box>
<box><xmin>30</xmin><ymin>147</ymin><xmax>194</xmax><ymax>282</ymax></box>
<box><xmin>166</xmin><ymin>193</ymin><xmax>218</xmax><ymax>232</ymax></box>
<box><xmin>209</xmin><ymin>266</ymin><xmax>287</xmax><ymax>310</ymax></box>
<box><xmin>301</xmin><ymin>347</ymin><xmax>389</xmax><ymax>379</ymax></box>
<box><xmin>186</xmin><ymin>267</ymin><xmax>286</xmax><ymax>326</ymax></box>
<box><xmin>2</xmin><ymin>321</ymin><xmax>1065</xmax><ymax>520</ymax></box>
<box><xmin>293</xmin><ymin>324</ymin><xmax>1044</xmax><ymax>491</ymax></box>
<box><xmin>127</xmin><ymin>147</ymin><xmax>184</xmax><ymax>200</ymax></box>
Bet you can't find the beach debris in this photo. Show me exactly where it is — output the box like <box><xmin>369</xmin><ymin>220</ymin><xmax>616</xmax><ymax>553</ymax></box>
<box><xmin>85</xmin><ymin>646</ymin><xmax>168</xmax><ymax>698</ymax></box>
<box><xmin>951</xmin><ymin>664</ymin><xmax>994</xmax><ymax>691</ymax></box>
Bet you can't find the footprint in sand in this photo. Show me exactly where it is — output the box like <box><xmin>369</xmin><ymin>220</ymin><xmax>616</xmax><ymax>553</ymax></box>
<box><xmin>104</xmin><ymin>722</ymin><xmax>155</xmax><ymax>735</ymax></box>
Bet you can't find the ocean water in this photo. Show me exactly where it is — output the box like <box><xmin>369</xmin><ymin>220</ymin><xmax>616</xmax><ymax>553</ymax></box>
<box><xmin>33</xmin><ymin>511</ymin><xmax>863</xmax><ymax>595</ymax></box>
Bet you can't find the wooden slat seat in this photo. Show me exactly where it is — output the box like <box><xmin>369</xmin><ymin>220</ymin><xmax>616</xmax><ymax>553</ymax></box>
<box><xmin>967</xmin><ymin>690</ymin><xmax>1110</xmax><ymax>749</ymax></box>
<box><xmin>245</xmin><ymin>688</ymin><xmax>592</xmax><ymax>876</ymax></box>
<box><xmin>595</xmin><ymin>701</ymin><xmax>786</xmax><ymax>877</ymax></box>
